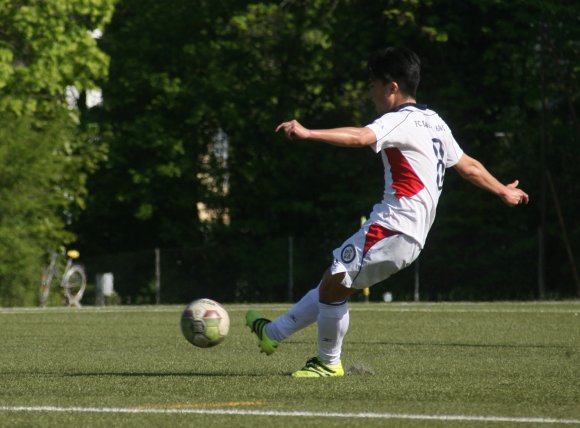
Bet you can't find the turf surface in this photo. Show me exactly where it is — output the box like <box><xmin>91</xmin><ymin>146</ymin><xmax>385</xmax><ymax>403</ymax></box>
<box><xmin>0</xmin><ymin>302</ymin><xmax>579</xmax><ymax>427</ymax></box>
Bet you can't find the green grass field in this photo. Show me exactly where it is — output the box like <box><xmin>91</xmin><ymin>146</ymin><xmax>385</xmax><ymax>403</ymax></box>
<box><xmin>0</xmin><ymin>302</ymin><xmax>579</xmax><ymax>427</ymax></box>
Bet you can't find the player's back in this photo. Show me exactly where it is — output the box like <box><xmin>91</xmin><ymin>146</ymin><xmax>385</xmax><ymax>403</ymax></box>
<box><xmin>365</xmin><ymin>103</ymin><xmax>464</xmax><ymax>247</ymax></box>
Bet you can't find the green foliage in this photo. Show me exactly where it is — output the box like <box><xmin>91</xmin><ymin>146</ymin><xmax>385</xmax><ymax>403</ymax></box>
<box><xmin>0</xmin><ymin>0</ymin><xmax>115</xmax><ymax>306</ymax></box>
<box><xmin>0</xmin><ymin>0</ymin><xmax>114</xmax><ymax>114</ymax></box>
<box><xmin>76</xmin><ymin>0</ymin><xmax>235</xmax><ymax>253</ymax></box>
<box><xmin>57</xmin><ymin>0</ymin><xmax>580</xmax><ymax>300</ymax></box>
<box><xmin>0</xmin><ymin>113</ymin><xmax>74</xmax><ymax>305</ymax></box>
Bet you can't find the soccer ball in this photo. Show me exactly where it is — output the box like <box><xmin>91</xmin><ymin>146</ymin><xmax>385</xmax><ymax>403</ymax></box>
<box><xmin>180</xmin><ymin>298</ymin><xmax>230</xmax><ymax>348</ymax></box>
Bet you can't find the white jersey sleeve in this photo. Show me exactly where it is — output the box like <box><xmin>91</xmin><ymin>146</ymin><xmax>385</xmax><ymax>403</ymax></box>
<box><xmin>367</xmin><ymin>109</ymin><xmax>413</xmax><ymax>154</ymax></box>
<box><xmin>444</xmin><ymin>132</ymin><xmax>463</xmax><ymax>168</ymax></box>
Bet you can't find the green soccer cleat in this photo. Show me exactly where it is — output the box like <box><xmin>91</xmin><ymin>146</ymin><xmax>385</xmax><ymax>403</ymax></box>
<box><xmin>291</xmin><ymin>357</ymin><xmax>345</xmax><ymax>378</ymax></box>
<box><xmin>245</xmin><ymin>310</ymin><xmax>279</xmax><ymax>356</ymax></box>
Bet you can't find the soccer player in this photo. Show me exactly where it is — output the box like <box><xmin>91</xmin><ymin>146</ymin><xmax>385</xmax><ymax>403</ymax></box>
<box><xmin>246</xmin><ymin>47</ymin><xmax>529</xmax><ymax>378</ymax></box>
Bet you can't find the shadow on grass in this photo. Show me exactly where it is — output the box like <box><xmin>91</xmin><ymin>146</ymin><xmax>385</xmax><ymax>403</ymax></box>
<box><xmin>287</xmin><ymin>339</ymin><xmax>570</xmax><ymax>350</ymax></box>
<box><xmin>64</xmin><ymin>372</ymin><xmax>276</xmax><ymax>378</ymax></box>
<box><xmin>344</xmin><ymin>340</ymin><xmax>570</xmax><ymax>350</ymax></box>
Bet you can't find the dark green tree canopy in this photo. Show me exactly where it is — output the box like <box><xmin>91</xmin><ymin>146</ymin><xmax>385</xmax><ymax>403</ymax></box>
<box><xmin>76</xmin><ymin>0</ymin><xmax>579</xmax><ymax>301</ymax></box>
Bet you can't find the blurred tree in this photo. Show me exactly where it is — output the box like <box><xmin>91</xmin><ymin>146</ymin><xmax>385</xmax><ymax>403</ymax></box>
<box><xmin>79</xmin><ymin>0</ymin><xmax>579</xmax><ymax>301</ymax></box>
<box><xmin>78</xmin><ymin>0</ymin><xmax>388</xmax><ymax>299</ymax></box>
<box><xmin>0</xmin><ymin>0</ymin><xmax>114</xmax><ymax>114</ymax></box>
<box><xmin>0</xmin><ymin>0</ymin><xmax>115</xmax><ymax>305</ymax></box>
<box><xmin>76</xmin><ymin>0</ymin><xmax>241</xmax><ymax>253</ymax></box>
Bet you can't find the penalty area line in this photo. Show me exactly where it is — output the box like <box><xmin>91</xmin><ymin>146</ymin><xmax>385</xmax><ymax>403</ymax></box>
<box><xmin>0</xmin><ymin>406</ymin><xmax>579</xmax><ymax>425</ymax></box>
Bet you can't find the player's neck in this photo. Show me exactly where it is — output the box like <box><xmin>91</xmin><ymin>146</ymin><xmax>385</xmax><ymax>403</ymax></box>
<box><xmin>384</xmin><ymin>97</ymin><xmax>417</xmax><ymax>114</ymax></box>
<box><xmin>394</xmin><ymin>96</ymin><xmax>416</xmax><ymax>107</ymax></box>
<box><xmin>377</xmin><ymin>94</ymin><xmax>417</xmax><ymax>115</ymax></box>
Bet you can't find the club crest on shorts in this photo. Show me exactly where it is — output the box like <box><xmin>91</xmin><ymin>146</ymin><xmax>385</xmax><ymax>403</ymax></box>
<box><xmin>341</xmin><ymin>244</ymin><xmax>356</xmax><ymax>264</ymax></box>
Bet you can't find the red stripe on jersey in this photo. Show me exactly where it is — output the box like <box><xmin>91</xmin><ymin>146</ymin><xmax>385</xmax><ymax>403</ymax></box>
<box><xmin>364</xmin><ymin>223</ymin><xmax>400</xmax><ymax>256</ymax></box>
<box><xmin>385</xmin><ymin>147</ymin><xmax>425</xmax><ymax>198</ymax></box>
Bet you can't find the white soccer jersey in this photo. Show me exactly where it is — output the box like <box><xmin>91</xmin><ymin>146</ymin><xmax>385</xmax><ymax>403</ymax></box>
<box><xmin>365</xmin><ymin>103</ymin><xmax>464</xmax><ymax>248</ymax></box>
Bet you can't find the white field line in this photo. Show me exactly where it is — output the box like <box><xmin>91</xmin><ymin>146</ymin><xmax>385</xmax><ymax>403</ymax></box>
<box><xmin>0</xmin><ymin>405</ymin><xmax>579</xmax><ymax>425</ymax></box>
<box><xmin>346</xmin><ymin>307</ymin><xmax>580</xmax><ymax>314</ymax></box>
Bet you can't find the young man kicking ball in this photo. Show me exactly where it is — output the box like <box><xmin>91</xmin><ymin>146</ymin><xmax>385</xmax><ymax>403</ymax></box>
<box><xmin>246</xmin><ymin>47</ymin><xmax>529</xmax><ymax>378</ymax></box>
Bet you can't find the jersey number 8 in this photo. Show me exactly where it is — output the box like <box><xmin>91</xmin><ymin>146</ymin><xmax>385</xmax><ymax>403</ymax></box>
<box><xmin>432</xmin><ymin>138</ymin><xmax>445</xmax><ymax>190</ymax></box>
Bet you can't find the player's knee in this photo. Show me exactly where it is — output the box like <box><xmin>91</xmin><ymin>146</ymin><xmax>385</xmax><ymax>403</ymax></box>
<box><xmin>319</xmin><ymin>272</ymin><xmax>355</xmax><ymax>303</ymax></box>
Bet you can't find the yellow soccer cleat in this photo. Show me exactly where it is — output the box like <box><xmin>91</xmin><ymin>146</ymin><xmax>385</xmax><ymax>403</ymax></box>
<box><xmin>245</xmin><ymin>310</ymin><xmax>279</xmax><ymax>356</ymax></box>
<box><xmin>291</xmin><ymin>357</ymin><xmax>345</xmax><ymax>378</ymax></box>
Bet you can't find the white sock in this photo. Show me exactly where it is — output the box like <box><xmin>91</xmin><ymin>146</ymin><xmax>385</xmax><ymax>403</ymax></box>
<box><xmin>317</xmin><ymin>301</ymin><xmax>349</xmax><ymax>366</ymax></box>
<box><xmin>266</xmin><ymin>286</ymin><xmax>319</xmax><ymax>341</ymax></box>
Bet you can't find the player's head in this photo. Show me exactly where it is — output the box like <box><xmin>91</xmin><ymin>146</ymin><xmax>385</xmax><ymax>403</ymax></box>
<box><xmin>368</xmin><ymin>47</ymin><xmax>421</xmax><ymax>99</ymax></box>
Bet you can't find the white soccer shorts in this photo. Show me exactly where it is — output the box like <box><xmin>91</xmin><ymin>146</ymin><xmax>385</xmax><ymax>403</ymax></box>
<box><xmin>330</xmin><ymin>222</ymin><xmax>421</xmax><ymax>289</ymax></box>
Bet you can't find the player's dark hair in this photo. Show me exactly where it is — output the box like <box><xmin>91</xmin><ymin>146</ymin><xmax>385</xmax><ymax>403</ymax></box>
<box><xmin>368</xmin><ymin>47</ymin><xmax>421</xmax><ymax>98</ymax></box>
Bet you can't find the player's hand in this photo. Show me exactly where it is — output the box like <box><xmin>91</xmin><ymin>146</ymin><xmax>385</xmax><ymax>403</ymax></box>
<box><xmin>501</xmin><ymin>180</ymin><xmax>529</xmax><ymax>207</ymax></box>
<box><xmin>275</xmin><ymin>120</ymin><xmax>311</xmax><ymax>140</ymax></box>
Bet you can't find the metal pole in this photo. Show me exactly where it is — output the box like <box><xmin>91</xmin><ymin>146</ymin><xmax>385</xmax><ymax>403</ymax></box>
<box><xmin>538</xmin><ymin>22</ymin><xmax>547</xmax><ymax>299</ymax></box>
<box><xmin>288</xmin><ymin>236</ymin><xmax>294</xmax><ymax>302</ymax></box>
<box><xmin>546</xmin><ymin>170</ymin><xmax>580</xmax><ymax>296</ymax></box>
<box><xmin>155</xmin><ymin>248</ymin><xmax>161</xmax><ymax>305</ymax></box>
<box><xmin>414</xmin><ymin>257</ymin><xmax>420</xmax><ymax>302</ymax></box>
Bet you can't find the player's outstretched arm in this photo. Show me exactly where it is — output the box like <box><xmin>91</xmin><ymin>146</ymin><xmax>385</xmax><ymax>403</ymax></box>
<box><xmin>275</xmin><ymin>119</ymin><xmax>376</xmax><ymax>148</ymax></box>
<box><xmin>453</xmin><ymin>154</ymin><xmax>529</xmax><ymax>207</ymax></box>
